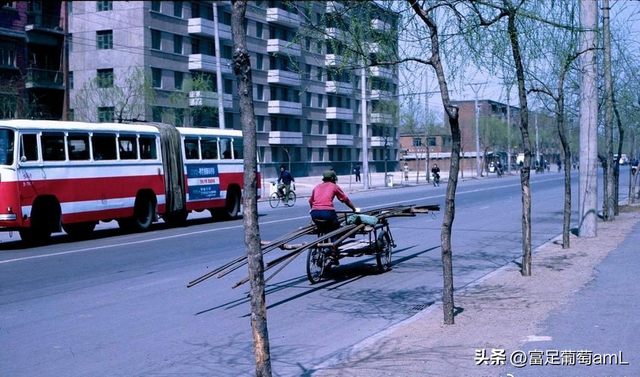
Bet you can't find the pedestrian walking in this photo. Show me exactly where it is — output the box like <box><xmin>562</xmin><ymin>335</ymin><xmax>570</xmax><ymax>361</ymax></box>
<box><xmin>403</xmin><ymin>162</ymin><xmax>409</xmax><ymax>181</ymax></box>
<box><xmin>353</xmin><ymin>165</ymin><xmax>361</xmax><ymax>182</ymax></box>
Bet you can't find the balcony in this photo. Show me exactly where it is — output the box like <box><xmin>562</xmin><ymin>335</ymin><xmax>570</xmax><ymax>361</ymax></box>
<box><xmin>188</xmin><ymin>18</ymin><xmax>232</xmax><ymax>40</ymax></box>
<box><xmin>325</xmin><ymin>27</ymin><xmax>349</xmax><ymax>41</ymax></box>
<box><xmin>25</xmin><ymin>68</ymin><xmax>64</xmax><ymax>90</ymax></box>
<box><xmin>370</xmin><ymin>112</ymin><xmax>393</xmax><ymax>124</ymax></box>
<box><xmin>267</xmin><ymin>70</ymin><xmax>301</xmax><ymax>87</ymax></box>
<box><xmin>326</xmin><ymin>107</ymin><xmax>353</xmax><ymax>121</ymax></box>
<box><xmin>325</xmin><ymin>54</ymin><xmax>344</xmax><ymax>67</ymax></box>
<box><xmin>326</xmin><ymin>134</ymin><xmax>354</xmax><ymax>146</ymax></box>
<box><xmin>268</xmin><ymin>100</ymin><xmax>302</xmax><ymax>116</ymax></box>
<box><xmin>25</xmin><ymin>12</ymin><xmax>63</xmax><ymax>34</ymax></box>
<box><xmin>370</xmin><ymin>66</ymin><xmax>394</xmax><ymax>80</ymax></box>
<box><xmin>189</xmin><ymin>91</ymin><xmax>233</xmax><ymax>108</ymax></box>
<box><xmin>325</xmin><ymin>1</ymin><xmax>344</xmax><ymax>13</ymax></box>
<box><xmin>188</xmin><ymin>54</ymin><xmax>232</xmax><ymax>74</ymax></box>
<box><xmin>326</xmin><ymin>81</ymin><xmax>353</xmax><ymax>95</ymax></box>
<box><xmin>267</xmin><ymin>39</ymin><xmax>301</xmax><ymax>57</ymax></box>
<box><xmin>370</xmin><ymin>89</ymin><xmax>393</xmax><ymax>100</ymax></box>
<box><xmin>266</xmin><ymin>8</ymin><xmax>300</xmax><ymax>28</ymax></box>
<box><xmin>370</xmin><ymin>136</ymin><xmax>387</xmax><ymax>147</ymax></box>
<box><xmin>268</xmin><ymin>131</ymin><xmax>303</xmax><ymax>145</ymax></box>
<box><xmin>371</xmin><ymin>19</ymin><xmax>392</xmax><ymax>32</ymax></box>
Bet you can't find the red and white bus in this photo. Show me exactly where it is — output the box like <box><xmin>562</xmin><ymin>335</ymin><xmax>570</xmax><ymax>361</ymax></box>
<box><xmin>0</xmin><ymin>120</ymin><xmax>258</xmax><ymax>242</ymax></box>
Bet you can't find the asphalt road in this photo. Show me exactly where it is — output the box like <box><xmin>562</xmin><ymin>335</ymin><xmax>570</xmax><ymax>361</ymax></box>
<box><xmin>0</xmin><ymin>169</ymin><xmax>632</xmax><ymax>377</ymax></box>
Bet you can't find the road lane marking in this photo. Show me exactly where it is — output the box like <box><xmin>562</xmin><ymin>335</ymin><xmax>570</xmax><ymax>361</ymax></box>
<box><xmin>0</xmin><ymin>176</ymin><xmax>564</xmax><ymax>265</ymax></box>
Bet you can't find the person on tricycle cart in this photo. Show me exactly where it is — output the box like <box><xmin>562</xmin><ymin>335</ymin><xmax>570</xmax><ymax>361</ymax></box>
<box><xmin>309</xmin><ymin>170</ymin><xmax>358</xmax><ymax>265</ymax></box>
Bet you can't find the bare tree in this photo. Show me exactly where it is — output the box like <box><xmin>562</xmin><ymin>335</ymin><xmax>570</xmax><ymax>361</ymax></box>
<box><xmin>230</xmin><ymin>1</ymin><xmax>272</xmax><ymax>376</ymax></box>
<box><xmin>602</xmin><ymin>0</ymin><xmax>615</xmax><ymax>221</ymax></box>
<box><xmin>73</xmin><ymin>67</ymin><xmax>155</xmax><ymax>122</ymax></box>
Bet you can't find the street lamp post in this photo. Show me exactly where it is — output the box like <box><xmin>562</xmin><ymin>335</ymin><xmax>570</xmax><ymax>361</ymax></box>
<box><xmin>469</xmin><ymin>83</ymin><xmax>484</xmax><ymax>177</ymax></box>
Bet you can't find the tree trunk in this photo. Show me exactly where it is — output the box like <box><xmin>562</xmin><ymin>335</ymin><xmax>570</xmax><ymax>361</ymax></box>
<box><xmin>578</xmin><ymin>0</ymin><xmax>598</xmax><ymax>237</ymax></box>
<box><xmin>408</xmin><ymin>0</ymin><xmax>458</xmax><ymax>325</ymax></box>
<box><xmin>507</xmin><ymin>12</ymin><xmax>533</xmax><ymax>276</ymax></box>
<box><xmin>231</xmin><ymin>2</ymin><xmax>272</xmax><ymax>376</ymax></box>
<box><xmin>556</xmin><ymin>75</ymin><xmax>571</xmax><ymax>249</ymax></box>
<box><xmin>630</xmin><ymin>131</ymin><xmax>636</xmax><ymax>205</ymax></box>
<box><xmin>612</xmin><ymin>91</ymin><xmax>624</xmax><ymax>215</ymax></box>
<box><xmin>603</xmin><ymin>0</ymin><xmax>615</xmax><ymax>221</ymax></box>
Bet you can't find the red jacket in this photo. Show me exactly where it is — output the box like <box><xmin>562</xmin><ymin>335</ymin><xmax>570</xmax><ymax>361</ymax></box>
<box><xmin>309</xmin><ymin>182</ymin><xmax>352</xmax><ymax>210</ymax></box>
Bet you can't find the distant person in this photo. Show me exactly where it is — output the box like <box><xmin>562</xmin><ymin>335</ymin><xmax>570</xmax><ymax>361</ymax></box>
<box><xmin>353</xmin><ymin>165</ymin><xmax>361</xmax><ymax>182</ymax></box>
<box><xmin>403</xmin><ymin>162</ymin><xmax>409</xmax><ymax>181</ymax></box>
<box><xmin>277</xmin><ymin>165</ymin><xmax>294</xmax><ymax>201</ymax></box>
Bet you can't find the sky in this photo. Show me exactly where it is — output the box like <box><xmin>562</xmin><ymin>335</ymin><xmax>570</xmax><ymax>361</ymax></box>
<box><xmin>396</xmin><ymin>0</ymin><xmax>640</xmax><ymax>125</ymax></box>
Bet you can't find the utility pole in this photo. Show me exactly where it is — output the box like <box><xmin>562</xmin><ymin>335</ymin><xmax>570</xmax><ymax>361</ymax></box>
<box><xmin>579</xmin><ymin>0</ymin><xmax>598</xmax><ymax>237</ymax></box>
<box><xmin>506</xmin><ymin>85</ymin><xmax>511</xmax><ymax>174</ymax></box>
<box><xmin>361</xmin><ymin>66</ymin><xmax>369</xmax><ymax>189</ymax></box>
<box><xmin>62</xmin><ymin>1</ymin><xmax>69</xmax><ymax>120</ymax></box>
<box><xmin>213</xmin><ymin>2</ymin><xmax>225</xmax><ymax>129</ymax></box>
<box><xmin>424</xmin><ymin>70</ymin><xmax>430</xmax><ymax>182</ymax></box>
<box><xmin>469</xmin><ymin>83</ymin><xmax>485</xmax><ymax>177</ymax></box>
<box><xmin>535</xmin><ymin>112</ymin><xmax>540</xmax><ymax>164</ymax></box>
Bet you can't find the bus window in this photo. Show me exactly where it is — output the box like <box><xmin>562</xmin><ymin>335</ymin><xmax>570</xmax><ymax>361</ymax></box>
<box><xmin>139</xmin><ymin>135</ymin><xmax>157</xmax><ymax>160</ymax></box>
<box><xmin>184</xmin><ymin>138</ymin><xmax>199</xmax><ymax>160</ymax></box>
<box><xmin>232</xmin><ymin>138</ymin><xmax>243</xmax><ymax>160</ymax></box>
<box><xmin>0</xmin><ymin>129</ymin><xmax>15</xmax><ymax>165</ymax></box>
<box><xmin>42</xmin><ymin>132</ymin><xmax>65</xmax><ymax>161</ymax></box>
<box><xmin>67</xmin><ymin>133</ymin><xmax>90</xmax><ymax>161</ymax></box>
<box><xmin>20</xmin><ymin>134</ymin><xmax>38</xmax><ymax>162</ymax></box>
<box><xmin>118</xmin><ymin>135</ymin><xmax>138</xmax><ymax>160</ymax></box>
<box><xmin>220</xmin><ymin>137</ymin><xmax>232</xmax><ymax>159</ymax></box>
<box><xmin>201</xmin><ymin>138</ymin><xmax>218</xmax><ymax>160</ymax></box>
<box><xmin>92</xmin><ymin>133</ymin><xmax>117</xmax><ymax>160</ymax></box>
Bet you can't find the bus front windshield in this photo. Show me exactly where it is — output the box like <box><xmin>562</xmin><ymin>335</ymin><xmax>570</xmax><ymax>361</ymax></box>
<box><xmin>0</xmin><ymin>129</ymin><xmax>15</xmax><ymax>166</ymax></box>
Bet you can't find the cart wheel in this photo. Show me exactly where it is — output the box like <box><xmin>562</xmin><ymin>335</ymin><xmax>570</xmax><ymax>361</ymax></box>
<box><xmin>376</xmin><ymin>231</ymin><xmax>392</xmax><ymax>272</ymax></box>
<box><xmin>269</xmin><ymin>192</ymin><xmax>280</xmax><ymax>208</ymax></box>
<box><xmin>284</xmin><ymin>191</ymin><xmax>297</xmax><ymax>207</ymax></box>
<box><xmin>306</xmin><ymin>247</ymin><xmax>327</xmax><ymax>284</ymax></box>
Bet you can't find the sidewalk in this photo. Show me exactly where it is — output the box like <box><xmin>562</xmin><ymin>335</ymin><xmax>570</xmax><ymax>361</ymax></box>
<box><xmin>267</xmin><ymin>169</ymin><xmax>486</xmax><ymax>199</ymax></box>
<box><xmin>314</xmin><ymin>204</ymin><xmax>640</xmax><ymax>377</ymax></box>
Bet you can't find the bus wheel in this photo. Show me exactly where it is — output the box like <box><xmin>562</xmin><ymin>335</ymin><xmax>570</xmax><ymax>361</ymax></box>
<box><xmin>223</xmin><ymin>188</ymin><xmax>241</xmax><ymax>219</ymax></box>
<box><xmin>131</xmin><ymin>195</ymin><xmax>155</xmax><ymax>231</ymax></box>
<box><xmin>20</xmin><ymin>199</ymin><xmax>57</xmax><ymax>244</ymax></box>
<box><xmin>63</xmin><ymin>222</ymin><xmax>97</xmax><ymax>239</ymax></box>
<box><xmin>163</xmin><ymin>210</ymin><xmax>188</xmax><ymax>227</ymax></box>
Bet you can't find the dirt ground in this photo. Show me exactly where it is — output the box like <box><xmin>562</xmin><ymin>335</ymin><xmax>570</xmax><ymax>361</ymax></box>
<box><xmin>317</xmin><ymin>205</ymin><xmax>640</xmax><ymax>377</ymax></box>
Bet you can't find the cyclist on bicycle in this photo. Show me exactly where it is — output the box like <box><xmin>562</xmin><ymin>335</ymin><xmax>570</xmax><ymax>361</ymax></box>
<box><xmin>309</xmin><ymin>170</ymin><xmax>358</xmax><ymax>265</ymax></box>
<box><xmin>277</xmin><ymin>165</ymin><xmax>295</xmax><ymax>202</ymax></box>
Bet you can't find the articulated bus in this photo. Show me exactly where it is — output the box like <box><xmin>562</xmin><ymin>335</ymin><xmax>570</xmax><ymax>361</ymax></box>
<box><xmin>0</xmin><ymin>120</ymin><xmax>259</xmax><ymax>242</ymax></box>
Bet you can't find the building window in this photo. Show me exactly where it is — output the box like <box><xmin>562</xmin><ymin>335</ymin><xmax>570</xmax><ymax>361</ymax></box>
<box><xmin>316</xmin><ymin>67</ymin><xmax>323</xmax><ymax>81</ymax></box>
<box><xmin>175</xmin><ymin>108</ymin><xmax>184</xmax><ymax>126</ymax></box>
<box><xmin>413</xmin><ymin>137</ymin><xmax>421</xmax><ymax>147</ymax></box>
<box><xmin>152</xmin><ymin>106</ymin><xmax>163</xmax><ymax>122</ymax></box>
<box><xmin>173</xmin><ymin>34</ymin><xmax>182</xmax><ymax>54</ymax></box>
<box><xmin>151</xmin><ymin>1</ymin><xmax>161</xmax><ymax>12</ymax></box>
<box><xmin>305</xmin><ymin>37</ymin><xmax>311</xmax><ymax>51</ymax></box>
<box><xmin>317</xmin><ymin>94</ymin><xmax>323</xmax><ymax>108</ymax></box>
<box><xmin>257</xmin><ymin>116</ymin><xmax>264</xmax><ymax>132</ymax></box>
<box><xmin>152</xmin><ymin>68</ymin><xmax>162</xmax><ymax>88</ymax></box>
<box><xmin>0</xmin><ymin>45</ymin><xmax>16</xmax><ymax>67</ymax></box>
<box><xmin>256</xmin><ymin>22</ymin><xmax>263</xmax><ymax>38</ymax></box>
<box><xmin>68</xmin><ymin>71</ymin><xmax>73</xmax><ymax>90</ymax></box>
<box><xmin>305</xmin><ymin>92</ymin><xmax>311</xmax><ymax>107</ymax></box>
<box><xmin>428</xmin><ymin>137</ymin><xmax>436</xmax><ymax>147</ymax></box>
<box><xmin>224</xmin><ymin>79</ymin><xmax>233</xmax><ymax>94</ymax></box>
<box><xmin>151</xmin><ymin>29</ymin><xmax>161</xmax><ymax>50</ymax></box>
<box><xmin>257</xmin><ymin>85</ymin><xmax>264</xmax><ymax>100</ymax></box>
<box><xmin>97</xmin><ymin>69</ymin><xmax>114</xmax><ymax>88</ymax></box>
<box><xmin>222</xmin><ymin>45</ymin><xmax>232</xmax><ymax>59</ymax></box>
<box><xmin>191</xmin><ymin>38</ymin><xmax>200</xmax><ymax>54</ymax></box>
<box><xmin>97</xmin><ymin>1</ymin><xmax>113</xmax><ymax>11</ymax></box>
<box><xmin>96</xmin><ymin>30</ymin><xmax>113</xmax><ymax>50</ymax></box>
<box><xmin>174</xmin><ymin>1</ymin><xmax>183</xmax><ymax>17</ymax></box>
<box><xmin>98</xmin><ymin>107</ymin><xmax>114</xmax><ymax>123</ymax></box>
<box><xmin>256</xmin><ymin>54</ymin><xmax>263</xmax><ymax>70</ymax></box>
<box><xmin>67</xmin><ymin>34</ymin><xmax>73</xmax><ymax>52</ymax></box>
<box><xmin>174</xmin><ymin>71</ymin><xmax>183</xmax><ymax>90</ymax></box>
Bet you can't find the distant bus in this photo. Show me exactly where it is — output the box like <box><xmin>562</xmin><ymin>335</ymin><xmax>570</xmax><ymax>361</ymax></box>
<box><xmin>0</xmin><ymin>120</ymin><xmax>258</xmax><ymax>242</ymax></box>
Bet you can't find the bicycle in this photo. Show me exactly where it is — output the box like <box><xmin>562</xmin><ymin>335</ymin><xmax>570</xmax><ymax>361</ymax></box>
<box><xmin>269</xmin><ymin>185</ymin><xmax>297</xmax><ymax>208</ymax></box>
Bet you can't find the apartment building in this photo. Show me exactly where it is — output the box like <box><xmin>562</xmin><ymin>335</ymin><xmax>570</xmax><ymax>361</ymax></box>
<box><xmin>0</xmin><ymin>0</ymin><xmax>65</xmax><ymax>119</ymax></box>
<box><xmin>67</xmin><ymin>1</ymin><xmax>400</xmax><ymax>178</ymax></box>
